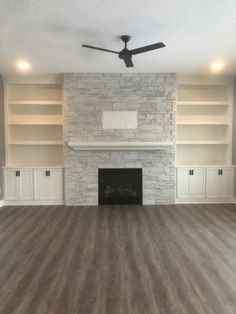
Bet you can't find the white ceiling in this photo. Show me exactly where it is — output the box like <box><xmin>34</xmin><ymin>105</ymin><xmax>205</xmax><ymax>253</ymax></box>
<box><xmin>0</xmin><ymin>0</ymin><xmax>236</xmax><ymax>74</ymax></box>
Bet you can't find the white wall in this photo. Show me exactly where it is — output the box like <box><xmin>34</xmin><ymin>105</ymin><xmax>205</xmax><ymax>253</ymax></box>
<box><xmin>0</xmin><ymin>76</ymin><xmax>5</xmax><ymax>200</ymax></box>
<box><xmin>233</xmin><ymin>77</ymin><xmax>236</xmax><ymax>165</ymax></box>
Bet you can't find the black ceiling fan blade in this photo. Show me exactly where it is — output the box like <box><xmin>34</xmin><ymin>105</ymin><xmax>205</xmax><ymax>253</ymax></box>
<box><xmin>131</xmin><ymin>42</ymin><xmax>165</xmax><ymax>55</ymax></box>
<box><xmin>82</xmin><ymin>44</ymin><xmax>119</xmax><ymax>54</ymax></box>
<box><xmin>123</xmin><ymin>56</ymin><xmax>134</xmax><ymax>68</ymax></box>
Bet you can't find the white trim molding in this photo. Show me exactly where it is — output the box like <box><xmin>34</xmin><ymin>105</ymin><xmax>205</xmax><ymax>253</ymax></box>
<box><xmin>0</xmin><ymin>200</ymin><xmax>4</xmax><ymax>207</ymax></box>
<box><xmin>67</xmin><ymin>141</ymin><xmax>173</xmax><ymax>151</ymax></box>
<box><xmin>3</xmin><ymin>200</ymin><xmax>64</xmax><ymax>206</ymax></box>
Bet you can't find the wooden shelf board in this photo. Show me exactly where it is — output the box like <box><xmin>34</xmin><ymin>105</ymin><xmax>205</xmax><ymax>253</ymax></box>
<box><xmin>177</xmin><ymin>82</ymin><xmax>228</xmax><ymax>86</ymax></box>
<box><xmin>177</xmin><ymin>101</ymin><xmax>229</xmax><ymax>106</ymax></box>
<box><xmin>4</xmin><ymin>165</ymin><xmax>64</xmax><ymax>169</ymax></box>
<box><xmin>8</xmin><ymin>141</ymin><xmax>63</xmax><ymax>145</ymax></box>
<box><xmin>177</xmin><ymin>121</ymin><xmax>229</xmax><ymax>125</ymax></box>
<box><xmin>177</xmin><ymin>141</ymin><xmax>229</xmax><ymax>145</ymax></box>
<box><xmin>176</xmin><ymin>164</ymin><xmax>233</xmax><ymax>167</ymax></box>
<box><xmin>9</xmin><ymin>121</ymin><xmax>63</xmax><ymax>125</ymax></box>
<box><xmin>9</xmin><ymin>100</ymin><xmax>63</xmax><ymax>105</ymax></box>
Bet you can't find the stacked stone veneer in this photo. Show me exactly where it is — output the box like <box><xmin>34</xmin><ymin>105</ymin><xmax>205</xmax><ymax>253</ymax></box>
<box><xmin>64</xmin><ymin>73</ymin><xmax>176</xmax><ymax>205</ymax></box>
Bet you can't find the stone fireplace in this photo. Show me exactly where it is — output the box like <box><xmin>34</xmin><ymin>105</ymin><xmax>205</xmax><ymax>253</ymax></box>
<box><xmin>63</xmin><ymin>73</ymin><xmax>176</xmax><ymax>205</ymax></box>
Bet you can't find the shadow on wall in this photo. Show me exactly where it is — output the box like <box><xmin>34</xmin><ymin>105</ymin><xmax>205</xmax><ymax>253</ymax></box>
<box><xmin>0</xmin><ymin>75</ymin><xmax>5</xmax><ymax>200</ymax></box>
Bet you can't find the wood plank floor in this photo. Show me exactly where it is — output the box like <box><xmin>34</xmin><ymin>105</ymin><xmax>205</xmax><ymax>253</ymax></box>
<box><xmin>1</xmin><ymin>204</ymin><xmax>236</xmax><ymax>314</ymax></box>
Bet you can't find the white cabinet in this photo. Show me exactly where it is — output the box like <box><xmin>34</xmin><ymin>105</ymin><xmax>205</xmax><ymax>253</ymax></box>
<box><xmin>177</xmin><ymin>166</ymin><xmax>235</xmax><ymax>200</ymax></box>
<box><xmin>4</xmin><ymin>167</ymin><xmax>63</xmax><ymax>203</ymax></box>
<box><xmin>34</xmin><ymin>169</ymin><xmax>63</xmax><ymax>200</ymax></box>
<box><xmin>4</xmin><ymin>168</ymin><xmax>33</xmax><ymax>200</ymax></box>
<box><xmin>206</xmin><ymin>167</ymin><xmax>235</xmax><ymax>198</ymax></box>
<box><xmin>177</xmin><ymin>167</ymin><xmax>205</xmax><ymax>199</ymax></box>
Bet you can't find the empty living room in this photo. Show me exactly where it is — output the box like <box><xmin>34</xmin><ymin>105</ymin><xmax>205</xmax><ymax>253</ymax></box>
<box><xmin>1</xmin><ymin>1</ymin><xmax>236</xmax><ymax>313</ymax></box>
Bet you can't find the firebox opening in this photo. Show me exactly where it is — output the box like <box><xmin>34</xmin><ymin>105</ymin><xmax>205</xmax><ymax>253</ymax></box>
<box><xmin>98</xmin><ymin>168</ymin><xmax>142</xmax><ymax>205</ymax></box>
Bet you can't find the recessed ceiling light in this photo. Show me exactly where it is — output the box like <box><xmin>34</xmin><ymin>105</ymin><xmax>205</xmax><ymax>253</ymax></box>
<box><xmin>211</xmin><ymin>61</ymin><xmax>224</xmax><ymax>73</ymax></box>
<box><xmin>17</xmin><ymin>60</ymin><xmax>31</xmax><ymax>72</ymax></box>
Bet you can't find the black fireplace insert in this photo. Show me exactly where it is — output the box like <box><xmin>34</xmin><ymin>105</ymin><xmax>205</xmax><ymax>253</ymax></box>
<box><xmin>98</xmin><ymin>168</ymin><xmax>142</xmax><ymax>205</ymax></box>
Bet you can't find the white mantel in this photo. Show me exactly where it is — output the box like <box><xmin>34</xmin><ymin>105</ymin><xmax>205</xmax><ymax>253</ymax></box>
<box><xmin>67</xmin><ymin>141</ymin><xmax>173</xmax><ymax>151</ymax></box>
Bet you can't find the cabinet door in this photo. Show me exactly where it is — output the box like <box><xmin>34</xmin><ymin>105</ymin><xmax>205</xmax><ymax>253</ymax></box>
<box><xmin>47</xmin><ymin>169</ymin><xmax>63</xmax><ymax>200</ymax></box>
<box><xmin>34</xmin><ymin>169</ymin><xmax>63</xmax><ymax>200</ymax></box>
<box><xmin>206</xmin><ymin>168</ymin><xmax>235</xmax><ymax>198</ymax></box>
<box><xmin>190</xmin><ymin>168</ymin><xmax>205</xmax><ymax>199</ymax></box>
<box><xmin>4</xmin><ymin>169</ymin><xmax>18</xmax><ymax>200</ymax></box>
<box><xmin>206</xmin><ymin>168</ymin><xmax>219</xmax><ymax>198</ymax></box>
<box><xmin>220</xmin><ymin>168</ymin><xmax>235</xmax><ymax>198</ymax></box>
<box><xmin>4</xmin><ymin>168</ymin><xmax>33</xmax><ymax>200</ymax></box>
<box><xmin>177</xmin><ymin>168</ymin><xmax>190</xmax><ymax>199</ymax></box>
<box><xmin>19</xmin><ymin>169</ymin><xmax>33</xmax><ymax>200</ymax></box>
<box><xmin>34</xmin><ymin>169</ymin><xmax>47</xmax><ymax>200</ymax></box>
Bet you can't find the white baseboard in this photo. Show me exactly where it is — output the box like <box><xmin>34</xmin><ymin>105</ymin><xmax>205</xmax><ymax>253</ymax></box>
<box><xmin>175</xmin><ymin>198</ymin><xmax>236</xmax><ymax>204</ymax></box>
<box><xmin>3</xmin><ymin>200</ymin><xmax>64</xmax><ymax>206</ymax></box>
<box><xmin>0</xmin><ymin>200</ymin><xmax>4</xmax><ymax>208</ymax></box>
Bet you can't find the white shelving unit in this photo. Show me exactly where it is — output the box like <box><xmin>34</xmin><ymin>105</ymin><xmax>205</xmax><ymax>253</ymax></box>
<box><xmin>176</xmin><ymin>75</ymin><xmax>235</xmax><ymax>203</ymax></box>
<box><xmin>176</xmin><ymin>75</ymin><xmax>233</xmax><ymax>166</ymax></box>
<box><xmin>3</xmin><ymin>75</ymin><xmax>64</xmax><ymax>205</ymax></box>
<box><xmin>4</xmin><ymin>75</ymin><xmax>64</xmax><ymax>167</ymax></box>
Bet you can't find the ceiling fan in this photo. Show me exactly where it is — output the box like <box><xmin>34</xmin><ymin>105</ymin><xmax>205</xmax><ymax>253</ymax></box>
<box><xmin>82</xmin><ymin>35</ymin><xmax>165</xmax><ymax>68</ymax></box>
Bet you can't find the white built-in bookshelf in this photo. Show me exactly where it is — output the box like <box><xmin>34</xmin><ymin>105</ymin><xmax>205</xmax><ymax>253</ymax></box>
<box><xmin>4</xmin><ymin>76</ymin><xmax>63</xmax><ymax>167</ymax></box>
<box><xmin>176</xmin><ymin>76</ymin><xmax>233</xmax><ymax>166</ymax></box>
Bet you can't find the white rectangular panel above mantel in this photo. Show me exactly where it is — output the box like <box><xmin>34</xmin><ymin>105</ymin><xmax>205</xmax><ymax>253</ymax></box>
<box><xmin>67</xmin><ymin>141</ymin><xmax>173</xmax><ymax>151</ymax></box>
<box><xmin>103</xmin><ymin>111</ymin><xmax>137</xmax><ymax>129</ymax></box>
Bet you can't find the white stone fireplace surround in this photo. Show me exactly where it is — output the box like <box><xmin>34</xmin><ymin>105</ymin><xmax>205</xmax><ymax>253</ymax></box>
<box><xmin>64</xmin><ymin>73</ymin><xmax>176</xmax><ymax>205</ymax></box>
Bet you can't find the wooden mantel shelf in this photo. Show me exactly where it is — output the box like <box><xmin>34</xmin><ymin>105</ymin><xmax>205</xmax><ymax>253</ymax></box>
<box><xmin>67</xmin><ymin>141</ymin><xmax>173</xmax><ymax>151</ymax></box>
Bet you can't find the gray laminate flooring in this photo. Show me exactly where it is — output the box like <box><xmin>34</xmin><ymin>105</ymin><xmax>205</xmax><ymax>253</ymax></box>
<box><xmin>0</xmin><ymin>204</ymin><xmax>236</xmax><ymax>314</ymax></box>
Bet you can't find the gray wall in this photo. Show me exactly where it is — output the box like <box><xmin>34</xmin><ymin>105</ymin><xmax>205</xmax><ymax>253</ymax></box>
<box><xmin>0</xmin><ymin>76</ymin><xmax>4</xmax><ymax>200</ymax></box>
<box><xmin>233</xmin><ymin>77</ymin><xmax>236</xmax><ymax>165</ymax></box>
<box><xmin>64</xmin><ymin>73</ymin><xmax>176</xmax><ymax>205</ymax></box>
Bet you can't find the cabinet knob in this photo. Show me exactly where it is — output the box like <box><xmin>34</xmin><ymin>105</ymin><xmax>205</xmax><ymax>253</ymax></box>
<box><xmin>46</xmin><ymin>170</ymin><xmax>50</xmax><ymax>176</ymax></box>
<box><xmin>15</xmin><ymin>170</ymin><xmax>20</xmax><ymax>177</ymax></box>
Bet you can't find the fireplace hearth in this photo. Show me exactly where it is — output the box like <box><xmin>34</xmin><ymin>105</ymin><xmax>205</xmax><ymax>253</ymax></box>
<box><xmin>98</xmin><ymin>168</ymin><xmax>143</xmax><ymax>205</ymax></box>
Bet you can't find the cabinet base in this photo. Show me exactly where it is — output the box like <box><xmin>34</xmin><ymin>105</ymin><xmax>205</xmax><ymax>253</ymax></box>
<box><xmin>3</xmin><ymin>200</ymin><xmax>64</xmax><ymax>206</ymax></box>
<box><xmin>175</xmin><ymin>198</ymin><xmax>236</xmax><ymax>204</ymax></box>
<box><xmin>0</xmin><ymin>200</ymin><xmax>4</xmax><ymax>207</ymax></box>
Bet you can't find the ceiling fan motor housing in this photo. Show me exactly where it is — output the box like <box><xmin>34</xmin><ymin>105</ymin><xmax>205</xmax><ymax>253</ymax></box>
<box><xmin>119</xmin><ymin>48</ymin><xmax>132</xmax><ymax>60</ymax></box>
<box><xmin>120</xmin><ymin>35</ymin><xmax>131</xmax><ymax>43</ymax></box>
